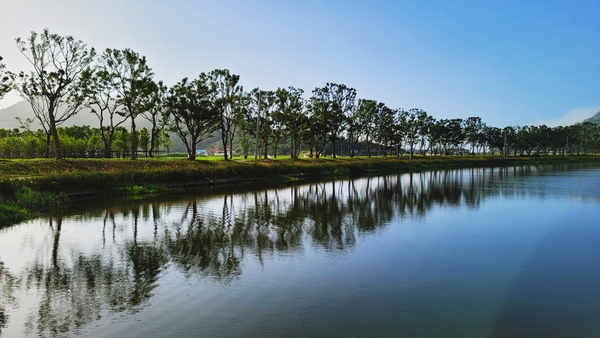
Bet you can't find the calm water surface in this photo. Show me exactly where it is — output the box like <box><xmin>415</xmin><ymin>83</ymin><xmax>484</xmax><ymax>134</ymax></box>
<box><xmin>1</xmin><ymin>164</ymin><xmax>600</xmax><ymax>337</ymax></box>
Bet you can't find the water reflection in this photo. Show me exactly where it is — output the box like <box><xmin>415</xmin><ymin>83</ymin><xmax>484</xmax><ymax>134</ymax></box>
<box><xmin>0</xmin><ymin>163</ymin><xmax>599</xmax><ymax>337</ymax></box>
<box><xmin>0</xmin><ymin>261</ymin><xmax>15</xmax><ymax>334</ymax></box>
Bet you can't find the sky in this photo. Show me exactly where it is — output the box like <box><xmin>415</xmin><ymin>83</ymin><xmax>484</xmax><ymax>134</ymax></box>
<box><xmin>1</xmin><ymin>0</ymin><xmax>599</xmax><ymax>128</ymax></box>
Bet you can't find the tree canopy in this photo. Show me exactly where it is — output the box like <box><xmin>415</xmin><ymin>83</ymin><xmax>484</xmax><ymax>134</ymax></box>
<box><xmin>3</xmin><ymin>28</ymin><xmax>600</xmax><ymax>160</ymax></box>
<box><xmin>0</xmin><ymin>56</ymin><xmax>15</xmax><ymax>100</ymax></box>
<box><xmin>15</xmin><ymin>29</ymin><xmax>96</xmax><ymax>159</ymax></box>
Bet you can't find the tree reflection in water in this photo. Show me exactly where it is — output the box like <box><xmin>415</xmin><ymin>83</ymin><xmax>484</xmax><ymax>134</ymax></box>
<box><xmin>0</xmin><ymin>260</ymin><xmax>16</xmax><ymax>334</ymax></box>
<box><xmin>0</xmin><ymin>164</ymin><xmax>587</xmax><ymax>337</ymax></box>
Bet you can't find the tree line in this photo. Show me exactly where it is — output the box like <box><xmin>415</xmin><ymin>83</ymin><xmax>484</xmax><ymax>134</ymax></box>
<box><xmin>1</xmin><ymin>29</ymin><xmax>600</xmax><ymax>161</ymax></box>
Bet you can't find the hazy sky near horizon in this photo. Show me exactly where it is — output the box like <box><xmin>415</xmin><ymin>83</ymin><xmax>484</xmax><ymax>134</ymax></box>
<box><xmin>1</xmin><ymin>0</ymin><xmax>599</xmax><ymax>127</ymax></box>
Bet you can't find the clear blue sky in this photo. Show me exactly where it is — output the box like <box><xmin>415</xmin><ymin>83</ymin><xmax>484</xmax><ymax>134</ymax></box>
<box><xmin>1</xmin><ymin>0</ymin><xmax>599</xmax><ymax>127</ymax></box>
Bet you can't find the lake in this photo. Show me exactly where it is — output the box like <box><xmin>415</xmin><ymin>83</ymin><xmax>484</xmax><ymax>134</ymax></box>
<box><xmin>1</xmin><ymin>163</ymin><xmax>600</xmax><ymax>337</ymax></box>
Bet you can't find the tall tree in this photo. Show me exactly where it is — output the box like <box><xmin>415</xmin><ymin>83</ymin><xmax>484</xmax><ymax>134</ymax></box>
<box><xmin>441</xmin><ymin>118</ymin><xmax>465</xmax><ymax>155</ymax></box>
<box><xmin>422</xmin><ymin>116</ymin><xmax>439</xmax><ymax>155</ymax></box>
<box><xmin>257</xmin><ymin>90</ymin><xmax>277</xmax><ymax>159</ymax></box>
<box><xmin>464</xmin><ymin>116</ymin><xmax>483</xmax><ymax>155</ymax></box>
<box><xmin>15</xmin><ymin>29</ymin><xmax>96</xmax><ymax>159</ymax></box>
<box><xmin>210</xmin><ymin>69</ymin><xmax>242</xmax><ymax>160</ymax></box>
<box><xmin>235</xmin><ymin>91</ymin><xmax>255</xmax><ymax>160</ymax></box>
<box><xmin>166</xmin><ymin>75</ymin><xmax>220</xmax><ymax>160</ymax></box>
<box><xmin>306</xmin><ymin>97</ymin><xmax>330</xmax><ymax>158</ymax></box>
<box><xmin>418</xmin><ymin>113</ymin><xmax>435</xmax><ymax>155</ymax></box>
<box><xmin>354</xmin><ymin>99</ymin><xmax>378</xmax><ymax>157</ymax></box>
<box><xmin>102</xmin><ymin>48</ymin><xmax>155</xmax><ymax>160</ymax></box>
<box><xmin>0</xmin><ymin>56</ymin><xmax>15</xmax><ymax>100</ymax></box>
<box><xmin>402</xmin><ymin>108</ymin><xmax>428</xmax><ymax>160</ymax></box>
<box><xmin>141</xmin><ymin>81</ymin><xmax>168</xmax><ymax>157</ymax></box>
<box><xmin>82</xmin><ymin>64</ymin><xmax>128</xmax><ymax>157</ymax></box>
<box><xmin>274</xmin><ymin>87</ymin><xmax>305</xmax><ymax>159</ymax></box>
<box><xmin>374</xmin><ymin>103</ymin><xmax>395</xmax><ymax>156</ymax></box>
<box><xmin>311</xmin><ymin>83</ymin><xmax>356</xmax><ymax>158</ymax></box>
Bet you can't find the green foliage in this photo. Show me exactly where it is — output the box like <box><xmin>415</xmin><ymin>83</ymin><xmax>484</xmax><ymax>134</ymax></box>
<box><xmin>16</xmin><ymin>29</ymin><xmax>96</xmax><ymax>160</ymax></box>
<box><xmin>14</xmin><ymin>186</ymin><xmax>55</xmax><ymax>207</ymax></box>
<box><xmin>0</xmin><ymin>56</ymin><xmax>15</xmax><ymax>100</ymax></box>
<box><xmin>101</xmin><ymin>48</ymin><xmax>155</xmax><ymax>160</ymax></box>
<box><xmin>0</xmin><ymin>201</ymin><xmax>29</xmax><ymax>226</ymax></box>
<box><xmin>3</xmin><ymin>30</ymin><xmax>600</xmax><ymax>162</ymax></box>
<box><xmin>115</xmin><ymin>183</ymin><xmax>165</xmax><ymax>196</ymax></box>
<box><xmin>210</xmin><ymin>69</ymin><xmax>242</xmax><ymax>160</ymax></box>
<box><xmin>166</xmin><ymin>75</ymin><xmax>220</xmax><ymax>160</ymax></box>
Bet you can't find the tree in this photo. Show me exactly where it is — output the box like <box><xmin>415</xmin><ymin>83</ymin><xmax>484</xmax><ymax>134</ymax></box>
<box><xmin>141</xmin><ymin>81</ymin><xmax>168</xmax><ymax>157</ymax></box>
<box><xmin>166</xmin><ymin>75</ymin><xmax>220</xmax><ymax>160</ymax></box>
<box><xmin>87</xmin><ymin>131</ymin><xmax>104</xmax><ymax>157</ymax></box>
<box><xmin>235</xmin><ymin>91</ymin><xmax>255</xmax><ymax>160</ymax></box>
<box><xmin>391</xmin><ymin>109</ymin><xmax>406</xmax><ymax>156</ymax></box>
<box><xmin>444</xmin><ymin>118</ymin><xmax>465</xmax><ymax>155</ymax></box>
<box><xmin>436</xmin><ymin>118</ymin><xmax>464</xmax><ymax>155</ymax></box>
<box><xmin>157</xmin><ymin>131</ymin><xmax>172</xmax><ymax>157</ymax></box>
<box><xmin>577</xmin><ymin>122</ymin><xmax>599</xmax><ymax>155</ymax></box>
<box><xmin>15</xmin><ymin>29</ymin><xmax>96</xmax><ymax>160</ymax></box>
<box><xmin>417</xmin><ymin>113</ymin><xmax>435</xmax><ymax>155</ymax></box>
<box><xmin>210</xmin><ymin>69</ymin><xmax>242</xmax><ymax>160</ymax></box>
<box><xmin>503</xmin><ymin>126</ymin><xmax>517</xmax><ymax>156</ymax></box>
<box><xmin>82</xmin><ymin>62</ymin><xmax>128</xmax><ymax>157</ymax></box>
<box><xmin>257</xmin><ymin>90</ymin><xmax>277</xmax><ymax>159</ymax></box>
<box><xmin>112</xmin><ymin>127</ymin><xmax>130</xmax><ymax>159</ymax></box>
<box><xmin>305</xmin><ymin>97</ymin><xmax>330</xmax><ymax>158</ymax></box>
<box><xmin>550</xmin><ymin>126</ymin><xmax>569</xmax><ymax>155</ymax></box>
<box><xmin>464</xmin><ymin>117</ymin><xmax>483</xmax><ymax>155</ymax></box>
<box><xmin>423</xmin><ymin>116</ymin><xmax>440</xmax><ymax>155</ymax></box>
<box><xmin>139</xmin><ymin>127</ymin><xmax>150</xmax><ymax>157</ymax></box>
<box><xmin>402</xmin><ymin>108</ymin><xmax>428</xmax><ymax>159</ymax></box>
<box><xmin>102</xmin><ymin>48</ymin><xmax>155</xmax><ymax>160</ymax></box>
<box><xmin>273</xmin><ymin>87</ymin><xmax>305</xmax><ymax>159</ymax></box>
<box><xmin>0</xmin><ymin>56</ymin><xmax>15</xmax><ymax>100</ymax></box>
<box><xmin>483</xmin><ymin>125</ymin><xmax>503</xmax><ymax>155</ymax></box>
<box><xmin>374</xmin><ymin>103</ymin><xmax>395</xmax><ymax>156</ymax></box>
<box><xmin>354</xmin><ymin>99</ymin><xmax>378</xmax><ymax>157</ymax></box>
<box><xmin>346</xmin><ymin>103</ymin><xmax>361</xmax><ymax>158</ymax></box>
<box><xmin>311</xmin><ymin>83</ymin><xmax>356</xmax><ymax>158</ymax></box>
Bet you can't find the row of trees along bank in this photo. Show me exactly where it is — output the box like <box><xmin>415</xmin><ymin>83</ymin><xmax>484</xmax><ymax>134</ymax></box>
<box><xmin>1</xmin><ymin>30</ymin><xmax>600</xmax><ymax>161</ymax></box>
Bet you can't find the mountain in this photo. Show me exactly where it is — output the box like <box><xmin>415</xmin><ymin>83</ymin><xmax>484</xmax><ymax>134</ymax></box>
<box><xmin>0</xmin><ymin>100</ymin><xmax>39</xmax><ymax>130</ymax></box>
<box><xmin>0</xmin><ymin>100</ymin><xmax>150</xmax><ymax>131</ymax></box>
<box><xmin>0</xmin><ymin>100</ymin><xmax>219</xmax><ymax>154</ymax></box>
<box><xmin>583</xmin><ymin>111</ymin><xmax>600</xmax><ymax>124</ymax></box>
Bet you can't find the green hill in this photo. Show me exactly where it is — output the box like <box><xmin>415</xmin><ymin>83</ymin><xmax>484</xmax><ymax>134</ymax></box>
<box><xmin>583</xmin><ymin>111</ymin><xmax>600</xmax><ymax>124</ymax></box>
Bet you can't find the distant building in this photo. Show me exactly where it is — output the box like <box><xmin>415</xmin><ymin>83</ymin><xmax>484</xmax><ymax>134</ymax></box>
<box><xmin>205</xmin><ymin>148</ymin><xmax>229</xmax><ymax>156</ymax></box>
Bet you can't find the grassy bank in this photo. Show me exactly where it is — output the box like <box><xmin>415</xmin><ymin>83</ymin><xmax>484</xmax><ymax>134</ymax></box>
<box><xmin>2</xmin><ymin>155</ymin><xmax>600</xmax><ymax>226</ymax></box>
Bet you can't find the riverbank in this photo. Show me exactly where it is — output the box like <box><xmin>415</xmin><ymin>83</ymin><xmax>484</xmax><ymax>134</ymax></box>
<box><xmin>2</xmin><ymin>155</ymin><xmax>600</xmax><ymax>226</ymax></box>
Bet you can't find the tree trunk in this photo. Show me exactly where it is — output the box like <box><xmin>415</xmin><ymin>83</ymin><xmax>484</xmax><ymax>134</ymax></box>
<box><xmin>222</xmin><ymin>129</ymin><xmax>229</xmax><ymax>160</ymax></box>
<box><xmin>332</xmin><ymin>137</ymin><xmax>337</xmax><ymax>158</ymax></box>
<box><xmin>45</xmin><ymin>133</ymin><xmax>51</xmax><ymax>158</ymax></box>
<box><xmin>130</xmin><ymin>113</ymin><xmax>137</xmax><ymax>160</ymax></box>
<box><xmin>49</xmin><ymin>118</ymin><xmax>62</xmax><ymax>160</ymax></box>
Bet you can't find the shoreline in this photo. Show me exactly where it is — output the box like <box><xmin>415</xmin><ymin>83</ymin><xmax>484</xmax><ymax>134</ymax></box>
<box><xmin>2</xmin><ymin>155</ymin><xmax>600</xmax><ymax>227</ymax></box>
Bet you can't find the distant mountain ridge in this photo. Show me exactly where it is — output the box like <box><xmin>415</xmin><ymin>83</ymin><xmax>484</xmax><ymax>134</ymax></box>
<box><xmin>0</xmin><ymin>100</ymin><xmax>217</xmax><ymax>153</ymax></box>
<box><xmin>583</xmin><ymin>111</ymin><xmax>600</xmax><ymax>124</ymax></box>
<box><xmin>0</xmin><ymin>100</ymin><xmax>150</xmax><ymax>131</ymax></box>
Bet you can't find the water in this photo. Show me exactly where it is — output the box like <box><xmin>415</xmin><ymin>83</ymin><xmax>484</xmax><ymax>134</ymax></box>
<box><xmin>1</xmin><ymin>163</ymin><xmax>600</xmax><ymax>337</ymax></box>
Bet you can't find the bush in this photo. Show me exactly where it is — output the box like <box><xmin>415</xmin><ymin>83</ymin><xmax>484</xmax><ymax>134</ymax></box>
<box><xmin>0</xmin><ymin>202</ymin><xmax>29</xmax><ymax>226</ymax></box>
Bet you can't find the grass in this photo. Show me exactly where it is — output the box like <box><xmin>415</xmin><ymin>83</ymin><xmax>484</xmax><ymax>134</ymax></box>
<box><xmin>0</xmin><ymin>201</ymin><xmax>29</xmax><ymax>225</ymax></box>
<box><xmin>1</xmin><ymin>154</ymin><xmax>600</xmax><ymax>228</ymax></box>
